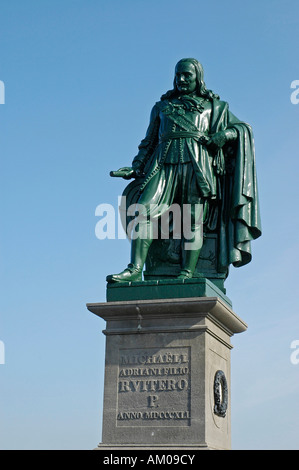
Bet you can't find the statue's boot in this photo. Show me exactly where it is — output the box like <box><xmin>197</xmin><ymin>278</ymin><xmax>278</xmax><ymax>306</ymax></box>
<box><xmin>106</xmin><ymin>237</ymin><xmax>152</xmax><ymax>283</ymax></box>
<box><xmin>106</xmin><ymin>263</ymin><xmax>143</xmax><ymax>283</ymax></box>
<box><xmin>177</xmin><ymin>245</ymin><xmax>201</xmax><ymax>280</ymax></box>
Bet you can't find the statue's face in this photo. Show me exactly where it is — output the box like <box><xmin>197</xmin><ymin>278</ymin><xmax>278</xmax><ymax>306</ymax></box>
<box><xmin>175</xmin><ymin>62</ymin><xmax>197</xmax><ymax>94</ymax></box>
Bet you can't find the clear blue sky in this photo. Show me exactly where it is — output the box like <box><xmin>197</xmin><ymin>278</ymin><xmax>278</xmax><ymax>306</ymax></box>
<box><xmin>0</xmin><ymin>0</ymin><xmax>299</xmax><ymax>450</ymax></box>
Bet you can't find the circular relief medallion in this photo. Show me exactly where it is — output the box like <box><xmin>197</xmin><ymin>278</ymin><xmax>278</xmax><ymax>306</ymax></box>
<box><xmin>213</xmin><ymin>370</ymin><xmax>228</xmax><ymax>418</ymax></box>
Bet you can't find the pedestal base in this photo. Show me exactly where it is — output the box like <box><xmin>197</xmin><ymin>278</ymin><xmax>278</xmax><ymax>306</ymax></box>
<box><xmin>106</xmin><ymin>278</ymin><xmax>232</xmax><ymax>307</ymax></box>
<box><xmin>87</xmin><ymin>297</ymin><xmax>247</xmax><ymax>451</ymax></box>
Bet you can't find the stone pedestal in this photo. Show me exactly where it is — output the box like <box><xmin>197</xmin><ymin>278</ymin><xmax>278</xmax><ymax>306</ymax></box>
<box><xmin>87</xmin><ymin>296</ymin><xmax>247</xmax><ymax>450</ymax></box>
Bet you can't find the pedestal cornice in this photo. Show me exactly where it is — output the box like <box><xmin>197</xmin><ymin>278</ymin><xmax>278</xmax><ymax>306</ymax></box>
<box><xmin>87</xmin><ymin>296</ymin><xmax>247</xmax><ymax>336</ymax></box>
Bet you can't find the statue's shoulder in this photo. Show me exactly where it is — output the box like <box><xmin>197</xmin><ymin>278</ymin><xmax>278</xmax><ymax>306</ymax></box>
<box><xmin>154</xmin><ymin>99</ymin><xmax>167</xmax><ymax>110</ymax></box>
<box><xmin>148</xmin><ymin>100</ymin><xmax>170</xmax><ymax>118</ymax></box>
<box><xmin>211</xmin><ymin>98</ymin><xmax>229</xmax><ymax>112</ymax></box>
<box><xmin>148</xmin><ymin>100</ymin><xmax>164</xmax><ymax>120</ymax></box>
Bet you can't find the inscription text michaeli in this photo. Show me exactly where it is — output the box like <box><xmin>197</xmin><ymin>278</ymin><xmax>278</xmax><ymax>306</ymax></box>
<box><xmin>117</xmin><ymin>347</ymin><xmax>191</xmax><ymax>427</ymax></box>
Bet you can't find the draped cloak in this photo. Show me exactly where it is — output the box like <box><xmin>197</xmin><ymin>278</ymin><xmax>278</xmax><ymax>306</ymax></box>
<box><xmin>122</xmin><ymin>95</ymin><xmax>262</xmax><ymax>273</ymax></box>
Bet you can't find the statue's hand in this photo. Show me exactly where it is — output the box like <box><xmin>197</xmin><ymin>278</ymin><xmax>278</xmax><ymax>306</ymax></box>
<box><xmin>206</xmin><ymin>131</ymin><xmax>227</xmax><ymax>152</ymax></box>
<box><xmin>110</xmin><ymin>167</ymin><xmax>136</xmax><ymax>179</ymax></box>
<box><xmin>207</xmin><ymin>129</ymin><xmax>237</xmax><ymax>153</ymax></box>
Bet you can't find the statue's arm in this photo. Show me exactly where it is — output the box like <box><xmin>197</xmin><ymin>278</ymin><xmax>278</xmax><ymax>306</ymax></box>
<box><xmin>131</xmin><ymin>103</ymin><xmax>160</xmax><ymax>174</ymax></box>
<box><xmin>110</xmin><ymin>104</ymin><xmax>160</xmax><ymax>180</ymax></box>
<box><xmin>206</xmin><ymin>101</ymin><xmax>240</xmax><ymax>152</ymax></box>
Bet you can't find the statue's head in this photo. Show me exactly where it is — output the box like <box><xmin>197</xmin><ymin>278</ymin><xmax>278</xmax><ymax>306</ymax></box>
<box><xmin>161</xmin><ymin>58</ymin><xmax>219</xmax><ymax>101</ymax></box>
<box><xmin>174</xmin><ymin>58</ymin><xmax>204</xmax><ymax>96</ymax></box>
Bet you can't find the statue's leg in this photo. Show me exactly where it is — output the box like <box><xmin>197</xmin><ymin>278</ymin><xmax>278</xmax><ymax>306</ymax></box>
<box><xmin>177</xmin><ymin>163</ymin><xmax>206</xmax><ymax>280</ymax></box>
<box><xmin>178</xmin><ymin>217</ymin><xmax>203</xmax><ymax>279</ymax></box>
<box><xmin>106</xmin><ymin>215</ymin><xmax>153</xmax><ymax>283</ymax></box>
<box><xmin>106</xmin><ymin>165</ymin><xmax>177</xmax><ymax>283</ymax></box>
<box><xmin>130</xmin><ymin>234</ymin><xmax>153</xmax><ymax>272</ymax></box>
<box><xmin>106</xmin><ymin>183</ymin><xmax>158</xmax><ymax>283</ymax></box>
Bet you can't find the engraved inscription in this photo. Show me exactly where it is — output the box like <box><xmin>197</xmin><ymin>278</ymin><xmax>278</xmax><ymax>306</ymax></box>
<box><xmin>117</xmin><ymin>347</ymin><xmax>191</xmax><ymax>427</ymax></box>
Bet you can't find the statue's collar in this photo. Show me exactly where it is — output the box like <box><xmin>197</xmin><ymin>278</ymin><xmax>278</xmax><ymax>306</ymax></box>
<box><xmin>171</xmin><ymin>94</ymin><xmax>205</xmax><ymax>112</ymax></box>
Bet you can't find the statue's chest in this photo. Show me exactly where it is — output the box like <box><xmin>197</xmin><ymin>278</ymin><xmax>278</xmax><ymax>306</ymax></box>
<box><xmin>159</xmin><ymin>99</ymin><xmax>212</xmax><ymax>132</ymax></box>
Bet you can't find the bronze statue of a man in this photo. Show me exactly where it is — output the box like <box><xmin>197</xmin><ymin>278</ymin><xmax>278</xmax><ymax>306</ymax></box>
<box><xmin>107</xmin><ymin>58</ymin><xmax>261</xmax><ymax>284</ymax></box>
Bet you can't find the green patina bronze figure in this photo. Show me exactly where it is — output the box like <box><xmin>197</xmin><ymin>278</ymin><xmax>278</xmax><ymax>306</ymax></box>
<box><xmin>106</xmin><ymin>58</ymin><xmax>261</xmax><ymax>292</ymax></box>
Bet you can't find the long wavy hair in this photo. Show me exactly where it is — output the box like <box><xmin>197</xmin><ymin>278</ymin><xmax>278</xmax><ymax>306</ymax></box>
<box><xmin>161</xmin><ymin>58</ymin><xmax>220</xmax><ymax>101</ymax></box>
